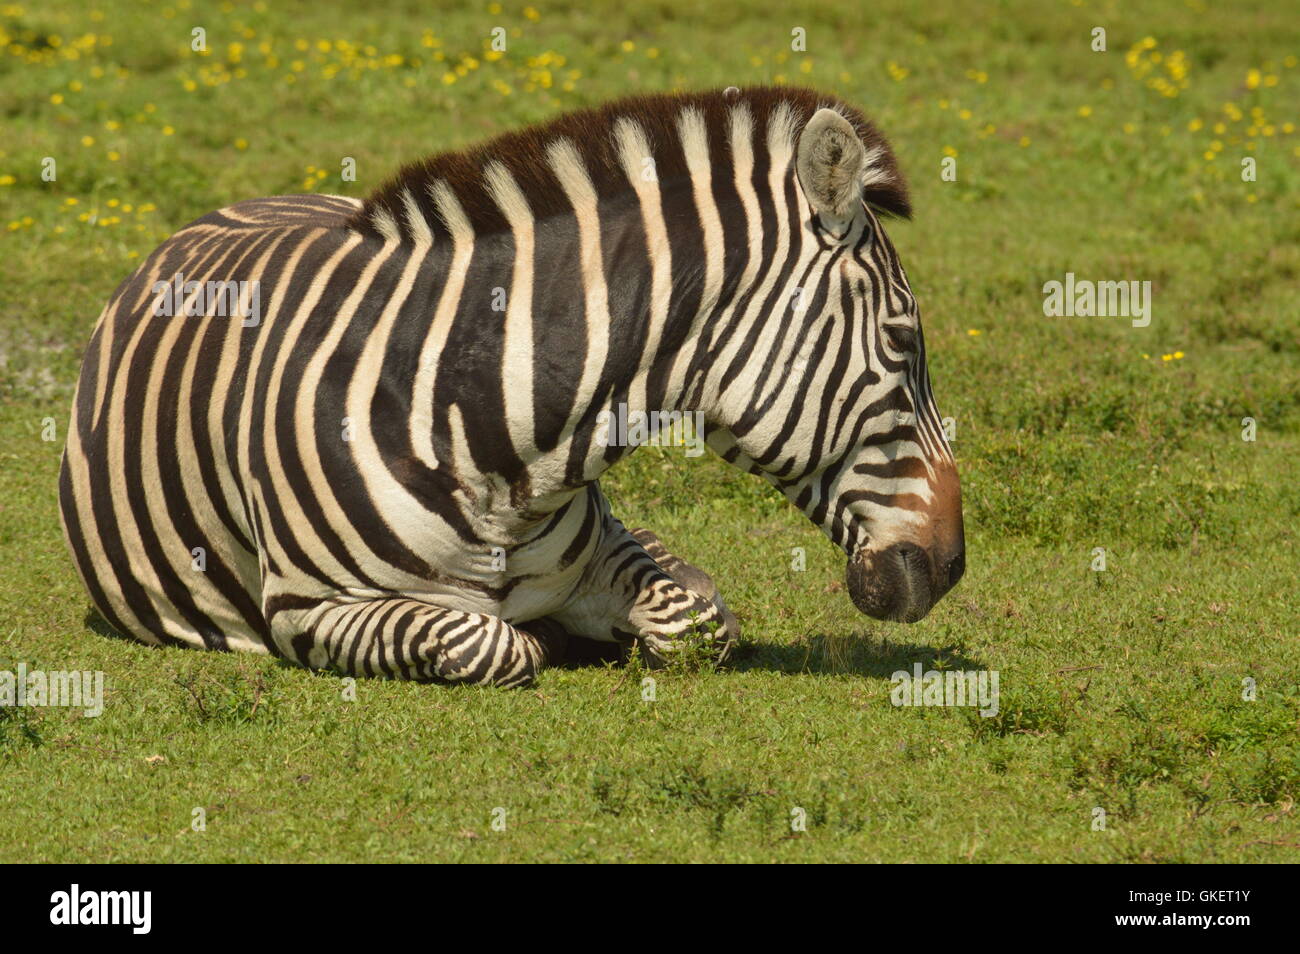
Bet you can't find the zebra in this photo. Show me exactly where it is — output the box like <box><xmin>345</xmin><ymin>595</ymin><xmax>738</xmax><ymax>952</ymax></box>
<box><xmin>59</xmin><ymin>86</ymin><xmax>965</xmax><ymax>688</ymax></box>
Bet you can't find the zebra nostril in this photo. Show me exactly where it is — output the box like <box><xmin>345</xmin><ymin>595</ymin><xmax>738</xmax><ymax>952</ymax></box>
<box><xmin>894</xmin><ymin>542</ymin><xmax>923</xmax><ymax>566</ymax></box>
<box><xmin>946</xmin><ymin>551</ymin><xmax>965</xmax><ymax>588</ymax></box>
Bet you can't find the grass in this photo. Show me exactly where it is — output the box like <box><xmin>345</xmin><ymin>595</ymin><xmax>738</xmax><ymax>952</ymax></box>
<box><xmin>1</xmin><ymin>0</ymin><xmax>1298</xmax><ymax>862</ymax></box>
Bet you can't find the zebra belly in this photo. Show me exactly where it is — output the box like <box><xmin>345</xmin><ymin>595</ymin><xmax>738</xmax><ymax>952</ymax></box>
<box><xmin>253</xmin><ymin>481</ymin><xmax>608</xmax><ymax>646</ymax></box>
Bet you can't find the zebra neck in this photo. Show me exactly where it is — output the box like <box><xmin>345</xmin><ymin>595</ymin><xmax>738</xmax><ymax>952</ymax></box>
<box><xmin>469</xmin><ymin>182</ymin><xmax>728</xmax><ymax>504</ymax></box>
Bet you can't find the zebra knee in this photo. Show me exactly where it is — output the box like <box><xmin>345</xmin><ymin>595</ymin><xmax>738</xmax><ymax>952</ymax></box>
<box><xmin>629</xmin><ymin>527</ymin><xmax>722</xmax><ymax>601</ymax></box>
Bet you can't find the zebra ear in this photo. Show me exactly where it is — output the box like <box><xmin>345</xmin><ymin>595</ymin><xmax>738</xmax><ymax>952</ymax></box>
<box><xmin>796</xmin><ymin>108</ymin><xmax>867</xmax><ymax>223</ymax></box>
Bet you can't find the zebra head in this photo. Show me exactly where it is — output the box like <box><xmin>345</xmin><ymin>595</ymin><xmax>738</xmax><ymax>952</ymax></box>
<box><xmin>710</xmin><ymin>102</ymin><xmax>964</xmax><ymax>623</ymax></box>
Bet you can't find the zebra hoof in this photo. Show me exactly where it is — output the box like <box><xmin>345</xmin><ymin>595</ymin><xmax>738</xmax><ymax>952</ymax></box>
<box><xmin>635</xmin><ymin>604</ymin><xmax>737</xmax><ymax>670</ymax></box>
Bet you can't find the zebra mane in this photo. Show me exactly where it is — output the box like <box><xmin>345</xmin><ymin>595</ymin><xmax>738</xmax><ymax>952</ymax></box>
<box><xmin>349</xmin><ymin>86</ymin><xmax>911</xmax><ymax>242</ymax></box>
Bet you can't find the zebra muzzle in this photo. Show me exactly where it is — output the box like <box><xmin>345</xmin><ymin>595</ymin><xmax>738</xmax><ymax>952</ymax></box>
<box><xmin>845</xmin><ymin>542</ymin><xmax>949</xmax><ymax>623</ymax></box>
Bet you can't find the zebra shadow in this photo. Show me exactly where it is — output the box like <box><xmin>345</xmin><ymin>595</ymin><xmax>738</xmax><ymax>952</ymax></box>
<box><xmin>80</xmin><ymin>608</ymin><xmax>985</xmax><ymax>682</ymax></box>
<box><xmin>560</xmin><ymin>632</ymin><xmax>987</xmax><ymax>680</ymax></box>
<box><xmin>83</xmin><ymin>608</ymin><xmax>131</xmax><ymax>642</ymax></box>
<box><xmin>726</xmin><ymin>634</ymin><xmax>989</xmax><ymax>680</ymax></box>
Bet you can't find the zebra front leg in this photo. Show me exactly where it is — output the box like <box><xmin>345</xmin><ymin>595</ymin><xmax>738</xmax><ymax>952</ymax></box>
<box><xmin>628</xmin><ymin>528</ymin><xmax>740</xmax><ymax>641</ymax></box>
<box><xmin>552</xmin><ymin>522</ymin><xmax>738</xmax><ymax>667</ymax></box>
<box><xmin>285</xmin><ymin>598</ymin><xmax>564</xmax><ymax>688</ymax></box>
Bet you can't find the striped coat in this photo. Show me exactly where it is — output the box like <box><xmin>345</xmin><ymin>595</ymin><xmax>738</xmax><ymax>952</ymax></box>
<box><xmin>59</xmin><ymin>86</ymin><xmax>964</xmax><ymax>687</ymax></box>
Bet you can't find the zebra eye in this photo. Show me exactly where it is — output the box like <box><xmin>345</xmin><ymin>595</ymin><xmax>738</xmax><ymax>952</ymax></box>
<box><xmin>882</xmin><ymin>321</ymin><xmax>918</xmax><ymax>354</ymax></box>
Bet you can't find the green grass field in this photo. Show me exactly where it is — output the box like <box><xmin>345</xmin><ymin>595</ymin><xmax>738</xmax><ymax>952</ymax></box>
<box><xmin>1</xmin><ymin>0</ymin><xmax>1297</xmax><ymax>862</ymax></box>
